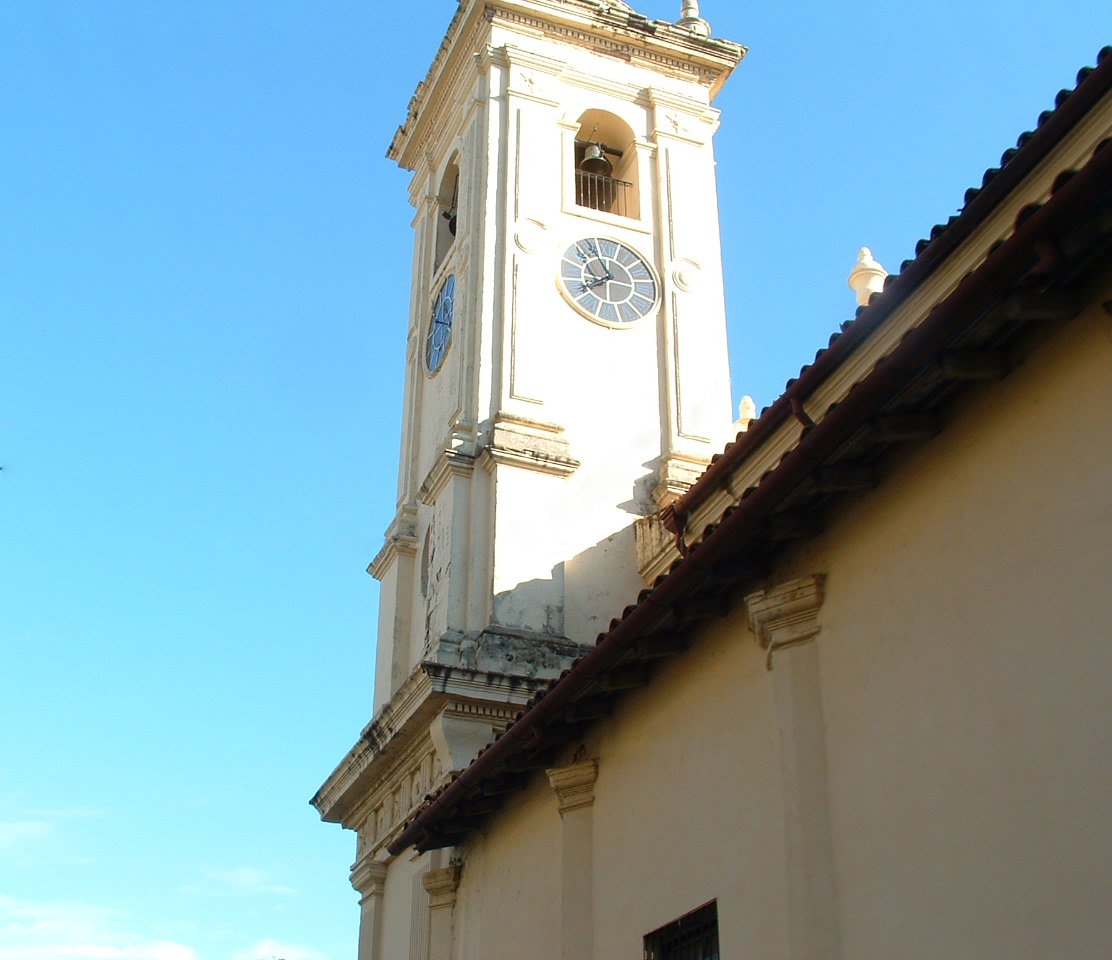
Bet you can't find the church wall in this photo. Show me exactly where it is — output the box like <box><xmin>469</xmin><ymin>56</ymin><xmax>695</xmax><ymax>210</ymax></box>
<box><xmin>779</xmin><ymin>296</ymin><xmax>1112</xmax><ymax>958</ymax></box>
<box><xmin>447</xmin><ymin>567</ymin><xmax>790</xmax><ymax>958</ymax></box>
<box><xmin>454</xmin><ymin>775</ymin><xmax>564</xmax><ymax>960</ymax></box>
<box><xmin>588</xmin><ymin>610</ymin><xmax>791</xmax><ymax>960</ymax></box>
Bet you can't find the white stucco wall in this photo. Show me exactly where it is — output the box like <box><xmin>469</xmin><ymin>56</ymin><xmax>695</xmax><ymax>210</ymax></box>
<box><xmin>374</xmin><ymin>9</ymin><xmax>738</xmax><ymax>676</ymax></box>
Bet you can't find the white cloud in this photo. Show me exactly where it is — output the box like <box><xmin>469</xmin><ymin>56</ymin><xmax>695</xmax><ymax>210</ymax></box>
<box><xmin>54</xmin><ymin>944</ymin><xmax>195</xmax><ymax>960</ymax></box>
<box><xmin>0</xmin><ymin>895</ymin><xmax>197</xmax><ymax>960</ymax></box>
<box><xmin>182</xmin><ymin>867</ymin><xmax>295</xmax><ymax>898</ymax></box>
<box><xmin>232</xmin><ymin>940</ymin><xmax>325</xmax><ymax>960</ymax></box>
<box><xmin>0</xmin><ymin>820</ymin><xmax>53</xmax><ymax>852</ymax></box>
<box><xmin>0</xmin><ymin>806</ymin><xmax>107</xmax><ymax>858</ymax></box>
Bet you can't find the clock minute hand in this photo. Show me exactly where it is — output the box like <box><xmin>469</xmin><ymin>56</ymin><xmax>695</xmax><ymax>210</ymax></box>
<box><xmin>587</xmin><ymin>256</ymin><xmax>613</xmax><ymax>283</ymax></box>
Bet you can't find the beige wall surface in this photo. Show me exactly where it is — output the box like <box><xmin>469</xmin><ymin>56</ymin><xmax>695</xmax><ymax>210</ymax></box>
<box><xmin>449</xmin><ymin>300</ymin><xmax>1112</xmax><ymax>959</ymax></box>
<box><xmin>804</xmin><ymin>300</ymin><xmax>1112</xmax><ymax>960</ymax></box>
<box><xmin>456</xmin><ymin>778</ymin><xmax>563</xmax><ymax>960</ymax></box>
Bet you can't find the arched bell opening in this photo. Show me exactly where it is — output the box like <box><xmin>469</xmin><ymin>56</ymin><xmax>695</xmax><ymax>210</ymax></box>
<box><xmin>433</xmin><ymin>157</ymin><xmax>460</xmax><ymax>271</ymax></box>
<box><xmin>572</xmin><ymin>110</ymin><xmax>638</xmax><ymax>219</ymax></box>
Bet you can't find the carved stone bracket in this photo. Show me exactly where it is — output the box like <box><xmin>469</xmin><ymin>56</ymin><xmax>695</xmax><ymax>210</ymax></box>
<box><xmin>745</xmin><ymin>575</ymin><xmax>826</xmax><ymax>670</ymax></box>
<box><xmin>422</xmin><ymin>865</ymin><xmax>462</xmax><ymax>909</ymax></box>
<box><xmin>547</xmin><ymin>760</ymin><xmax>599</xmax><ymax>815</ymax></box>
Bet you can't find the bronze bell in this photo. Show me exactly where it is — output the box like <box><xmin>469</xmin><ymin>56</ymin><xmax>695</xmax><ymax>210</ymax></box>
<box><xmin>579</xmin><ymin>142</ymin><xmax>613</xmax><ymax>177</ymax></box>
<box><xmin>443</xmin><ymin>208</ymin><xmax>457</xmax><ymax>236</ymax></box>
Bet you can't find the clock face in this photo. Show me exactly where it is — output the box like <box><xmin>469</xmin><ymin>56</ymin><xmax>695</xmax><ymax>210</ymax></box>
<box><xmin>558</xmin><ymin>237</ymin><xmax>657</xmax><ymax>325</ymax></box>
<box><xmin>425</xmin><ymin>274</ymin><xmax>455</xmax><ymax>374</ymax></box>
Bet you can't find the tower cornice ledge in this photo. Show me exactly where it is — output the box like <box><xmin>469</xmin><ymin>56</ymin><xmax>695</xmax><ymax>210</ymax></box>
<box><xmin>367</xmin><ymin>505</ymin><xmax>420</xmax><ymax>581</ymax></box>
<box><xmin>387</xmin><ymin>0</ymin><xmax>745</xmax><ymax>169</ymax></box>
<box><xmin>312</xmin><ymin>659</ymin><xmax>559</xmax><ymax>828</ymax></box>
<box><xmin>479</xmin><ymin>413</ymin><xmax>580</xmax><ymax>477</ymax></box>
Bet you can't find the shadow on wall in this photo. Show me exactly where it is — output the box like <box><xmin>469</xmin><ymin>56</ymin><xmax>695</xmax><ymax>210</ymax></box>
<box><xmin>485</xmin><ymin>519</ymin><xmax>652</xmax><ymax>656</ymax></box>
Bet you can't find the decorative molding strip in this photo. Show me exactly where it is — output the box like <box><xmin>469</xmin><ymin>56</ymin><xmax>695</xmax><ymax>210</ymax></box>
<box><xmin>745</xmin><ymin>575</ymin><xmax>826</xmax><ymax>670</ymax></box>
<box><xmin>547</xmin><ymin>759</ymin><xmax>599</xmax><ymax>814</ymax></box>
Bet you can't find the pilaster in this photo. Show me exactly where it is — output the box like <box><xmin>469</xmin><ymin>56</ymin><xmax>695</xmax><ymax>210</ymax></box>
<box><xmin>548</xmin><ymin>760</ymin><xmax>599</xmax><ymax>960</ymax></box>
<box><xmin>423</xmin><ymin>865</ymin><xmax>462</xmax><ymax>960</ymax></box>
<box><xmin>350</xmin><ymin>857</ymin><xmax>388</xmax><ymax>960</ymax></box>
<box><xmin>745</xmin><ymin>576</ymin><xmax>841</xmax><ymax>960</ymax></box>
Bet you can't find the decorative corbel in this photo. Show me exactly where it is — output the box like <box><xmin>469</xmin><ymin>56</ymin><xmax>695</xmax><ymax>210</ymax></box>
<box><xmin>745</xmin><ymin>575</ymin><xmax>826</xmax><ymax>670</ymax></box>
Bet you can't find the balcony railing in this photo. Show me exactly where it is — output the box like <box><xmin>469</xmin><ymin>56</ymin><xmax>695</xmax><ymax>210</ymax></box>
<box><xmin>575</xmin><ymin>170</ymin><xmax>634</xmax><ymax>218</ymax></box>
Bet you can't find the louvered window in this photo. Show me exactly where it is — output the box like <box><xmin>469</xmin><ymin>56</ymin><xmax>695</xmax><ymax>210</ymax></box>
<box><xmin>644</xmin><ymin>901</ymin><xmax>719</xmax><ymax>960</ymax></box>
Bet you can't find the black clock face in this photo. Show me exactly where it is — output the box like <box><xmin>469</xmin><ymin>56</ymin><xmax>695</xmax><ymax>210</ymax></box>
<box><xmin>559</xmin><ymin>237</ymin><xmax>657</xmax><ymax>325</ymax></box>
<box><xmin>425</xmin><ymin>274</ymin><xmax>455</xmax><ymax>373</ymax></box>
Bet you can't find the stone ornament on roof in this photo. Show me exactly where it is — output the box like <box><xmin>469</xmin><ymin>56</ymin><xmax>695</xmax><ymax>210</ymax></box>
<box><xmin>848</xmin><ymin>247</ymin><xmax>889</xmax><ymax>307</ymax></box>
<box><xmin>678</xmin><ymin>0</ymin><xmax>711</xmax><ymax>37</ymax></box>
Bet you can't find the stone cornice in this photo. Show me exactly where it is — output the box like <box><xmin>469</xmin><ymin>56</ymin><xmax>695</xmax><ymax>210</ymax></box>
<box><xmin>746</xmin><ymin>576</ymin><xmax>826</xmax><ymax>669</ymax></box>
<box><xmin>547</xmin><ymin>759</ymin><xmax>599</xmax><ymax>814</ymax></box>
<box><xmin>388</xmin><ymin>0</ymin><xmax>744</xmax><ymax>169</ymax></box>
<box><xmin>312</xmin><ymin>667</ymin><xmax>443</xmax><ymax>827</ymax></box>
<box><xmin>423</xmin><ymin>660</ymin><xmax>560</xmax><ymax>702</ymax></box>
<box><xmin>368</xmin><ymin>505</ymin><xmax>420</xmax><ymax>581</ymax></box>
<box><xmin>313</xmin><ymin>658</ymin><xmax>554</xmax><ymax>833</ymax></box>
<box><xmin>419</xmin><ymin>449</ymin><xmax>478</xmax><ymax>505</ymax></box>
<box><xmin>478</xmin><ymin>413</ymin><xmax>579</xmax><ymax>477</ymax></box>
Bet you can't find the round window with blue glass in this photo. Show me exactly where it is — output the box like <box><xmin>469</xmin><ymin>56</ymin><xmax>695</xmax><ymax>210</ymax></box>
<box><xmin>425</xmin><ymin>274</ymin><xmax>455</xmax><ymax>374</ymax></box>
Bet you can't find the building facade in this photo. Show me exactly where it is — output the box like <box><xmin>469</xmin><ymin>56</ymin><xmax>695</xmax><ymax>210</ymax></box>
<box><xmin>315</xmin><ymin>2</ymin><xmax>1112</xmax><ymax>957</ymax></box>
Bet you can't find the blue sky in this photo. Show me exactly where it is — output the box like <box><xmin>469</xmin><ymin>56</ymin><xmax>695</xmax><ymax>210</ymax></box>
<box><xmin>1</xmin><ymin>2</ymin><xmax>1107</xmax><ymax>959</ymax></box>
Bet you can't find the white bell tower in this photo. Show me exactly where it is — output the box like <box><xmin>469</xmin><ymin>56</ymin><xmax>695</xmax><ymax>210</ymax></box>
<box><xmin>314</xmin><ymin>2</ymin><xmax>744</xmax><ymax>955</ymax></box>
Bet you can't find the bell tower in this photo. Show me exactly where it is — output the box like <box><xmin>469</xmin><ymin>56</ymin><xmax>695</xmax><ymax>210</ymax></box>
<box><xmin>314</xmin><ymin>2</ymin><xmax>744</xmax><ymax>955</ymax></box>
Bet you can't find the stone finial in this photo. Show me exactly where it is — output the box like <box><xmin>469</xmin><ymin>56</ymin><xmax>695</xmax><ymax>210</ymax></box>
<box><xmin>735</xmin><ymin>395</ymin><xmax>757</xmax><ymax>433</ymax></box>
<box><xmin>847</xmin><ymin>247</ymin><xmax>888</xmax><ymax>307</ymax></box>
<box><xmin>678</xmin><ymin>0</ymin><xmax>711</xmax><ymax>37</ymax></box>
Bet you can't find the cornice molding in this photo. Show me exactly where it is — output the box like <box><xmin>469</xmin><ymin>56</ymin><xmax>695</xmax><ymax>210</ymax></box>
<box><xmin>312</xmin><ymin>667</ymin><xmax>442</xmax><ymax>827</ymax></box>
<box><xmin>424</xmin><ymin>658</ymin><xmax>564</xmax><ymax>703</ymax></box>
<box><xmin>420</xmin><ymin>449</ymin><xmax>478</xmax><ymax>505</ymax></box>
<box><xmin>368</xmin><ymin>505</ymin><xmax>420</xmax><ymax>581</ymax></box>
<box><xmin>389</xmin><ymin>0</ymin><xmax>744</xmax><ymax>168</ymax></box>
<box><xmin>313</xmin><ymin>656</ymin><xmax>552</xmax><ymax>840</ymax></box>
<box><xmin>652</xmin><ymin>452</ymin><xmax>711</xmax><ymax>508</ymax></box>
<box><xmin>479</xmin><ymin>414</ymin><xmax>579</xmax><ymax>477</ymax></box>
